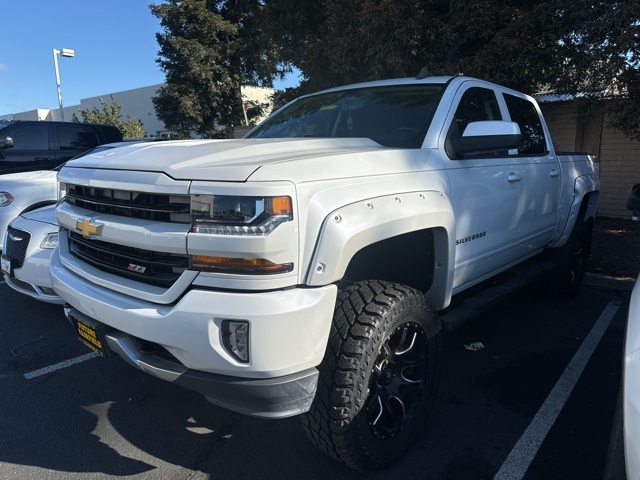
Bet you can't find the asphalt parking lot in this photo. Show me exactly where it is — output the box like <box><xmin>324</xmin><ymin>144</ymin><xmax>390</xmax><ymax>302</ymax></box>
<box><xmin>0</xmin><ymin>278</ymin><xmax>632</xmax><ymax>480</ymax></box>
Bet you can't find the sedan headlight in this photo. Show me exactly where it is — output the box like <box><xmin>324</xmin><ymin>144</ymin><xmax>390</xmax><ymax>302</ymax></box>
<box><xmin>57</xmin><ymin>181</ymin><xmax>67</xmax><ymax>202</ymax></box>
<box><xmin>190</xmin><ymin>194</ymin><xmax>292</xmax><ymax>235</ymax></box>
<box><xmin>0</xmin><ymin>192</ymin><xmax>14</xmax><ymax>207</ymax></box>
<box><xmin>40</xmin><ymin>232</ymin><xmax>59</xmax><ymax>249</ymax></box>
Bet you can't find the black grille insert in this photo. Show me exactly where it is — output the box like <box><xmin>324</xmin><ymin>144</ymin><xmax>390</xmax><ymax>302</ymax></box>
<box><xmin>5</xmin><ymin>227</ymin><xmax>31</xmax><ymax>267</ymax></box>
<box><xmin>68</xmin><ymin>231</ymin><xmax>189</xmax><ymax>288</ymax></box>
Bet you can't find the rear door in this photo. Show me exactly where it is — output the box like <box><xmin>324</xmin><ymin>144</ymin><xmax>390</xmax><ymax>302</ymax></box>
<box><xmin>0</xmin><ymin>123</ymin><xmax>54</xmax><ymax>174</ymax></box>
<box><xmin>502</xmin><ymin>92</ymin><xmax>561</xmax><ymax>254</ymax></box>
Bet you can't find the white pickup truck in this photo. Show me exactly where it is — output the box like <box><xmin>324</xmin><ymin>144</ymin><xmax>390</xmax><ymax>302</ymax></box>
<box><xmin>51</xmin><ymin>75</ymin><xmax>600</xmax><ymax>470</ymax></box>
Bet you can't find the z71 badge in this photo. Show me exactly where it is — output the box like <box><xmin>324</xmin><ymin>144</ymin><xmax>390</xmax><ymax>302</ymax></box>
<box><xmin>127</xmin><ymin>263</ymin><xmax>147</xmax><ymax>273</ymax></box>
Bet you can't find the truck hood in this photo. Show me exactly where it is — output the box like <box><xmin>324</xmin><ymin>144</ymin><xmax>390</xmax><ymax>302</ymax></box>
<box><xmin>64</xmin><ymin>138</ymin><xmax>422</xmax><ymax>182</ymax></box>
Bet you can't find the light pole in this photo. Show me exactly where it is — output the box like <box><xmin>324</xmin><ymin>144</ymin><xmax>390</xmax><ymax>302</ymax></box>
<box><xmin>52</xmin><ymin>48</ymin><xmax>74</xmax><ymax>122</ymax></box>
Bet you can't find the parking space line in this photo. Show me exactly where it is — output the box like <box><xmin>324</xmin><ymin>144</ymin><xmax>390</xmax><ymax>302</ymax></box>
<box><xmin>493</xmin><ymin>300</ymin><xmax>621</xmax><ymax>480</ymax></box>
<box><xmin>24</xmin><ymin>352</ymin><xmax>98</xmax><ymax>379</ymax></box>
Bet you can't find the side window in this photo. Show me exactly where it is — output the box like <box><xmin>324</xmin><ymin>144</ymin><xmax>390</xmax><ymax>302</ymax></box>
<box><xmin>450</xmin><ymin>87</ymin><xmax>502</xmax><ymax>137</ymax></box>
<box><xmin>7</xmin><ymin>125</ymin><xmax>49</xmax><ymax>150</ymax></box>
<box><xmin>57</xmin><ymin>125</ymin><xmax>100</xmax><ymax>151</ymax></box>
<box><xmin>503</xmin><ymin>94</ymin><xmax>547</xmax><ymax>155</ymax></box>
<box><xmin>447</xmin><ymin>87</ymin><xmax>502</xmax><ymax>158</ymax></box>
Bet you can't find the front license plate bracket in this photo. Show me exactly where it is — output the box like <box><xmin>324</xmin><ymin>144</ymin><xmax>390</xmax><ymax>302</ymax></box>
<box><xmin>70</xmin><ymin>313</ymin><xmax>114</xmax><ymax>358</ymax></box>
<box><xmin>1</xmin><ymin>255</ymin><xmax>12</xmax><ymax>276</ymax></box>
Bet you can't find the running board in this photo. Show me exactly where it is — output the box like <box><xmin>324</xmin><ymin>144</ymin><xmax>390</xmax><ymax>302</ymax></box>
<box><xmin>440</xmin><ymin>260</ymin><xmax>557</xmax><ymax>332</ymax></box>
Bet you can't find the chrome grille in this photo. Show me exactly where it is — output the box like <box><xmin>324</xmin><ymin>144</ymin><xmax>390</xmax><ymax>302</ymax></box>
<box><xmin>68</xmin><ymin>231</ymin><xmax>189</xmax><ymax>288</ymax></box>
<box><xmin>5</xmin><ymin>227</ymin><xmax>31</xmax><ymax>268</ymax></box>
<box><xmin>64</xmin><ymin>185</ymin><xmax>190</xmax><ymax>223</ymax></box>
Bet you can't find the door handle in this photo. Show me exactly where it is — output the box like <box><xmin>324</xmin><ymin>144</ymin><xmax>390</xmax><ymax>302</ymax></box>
<box><xmin>507</xmin><ymin>172</ymin><xmax>523</xmax><ymax>183</ymax></box>
<box><xmin>549</xmin><ymin>169</ymin><xmax>561</xmax><ymax>178</ymax></box>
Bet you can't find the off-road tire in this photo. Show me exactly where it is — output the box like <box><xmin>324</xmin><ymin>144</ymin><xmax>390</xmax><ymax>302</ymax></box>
<box><xmin>301</xmin><ymin>280</ymin><xmax>442</xmax><ymax>471</ymax></box>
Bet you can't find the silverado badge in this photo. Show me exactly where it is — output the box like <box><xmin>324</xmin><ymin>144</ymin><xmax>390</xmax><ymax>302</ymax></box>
<box><xmin>76</xmin><ymin>218</ymin><xmax>103</xmax><ymax>239</ymax></box>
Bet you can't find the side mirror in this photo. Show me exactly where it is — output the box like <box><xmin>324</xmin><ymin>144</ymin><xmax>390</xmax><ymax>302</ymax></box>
<box><xmin>0</xmin><ymin>136</ymin><xmax>14</xmax><ymax>149</ymax></box>
<box><xmin>451</xmin><ymin>121</ymin><xmax>521</xmax><ymax>157</ymax></box>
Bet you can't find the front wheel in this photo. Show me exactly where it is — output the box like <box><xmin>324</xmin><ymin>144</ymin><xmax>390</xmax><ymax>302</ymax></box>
<box><xmin>301</xmin><ymin>280</ymin><xmax>442</xmax><ymax>471</ymax></box>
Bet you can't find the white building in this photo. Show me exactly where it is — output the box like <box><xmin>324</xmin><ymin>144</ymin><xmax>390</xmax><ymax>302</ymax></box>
<box><xmin>0</xmin><ymin>84</ymin><xmax>273</xmax><ymax>139</ymax></box>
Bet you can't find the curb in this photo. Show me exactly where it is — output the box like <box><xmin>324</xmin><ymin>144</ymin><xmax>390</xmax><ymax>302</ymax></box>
<box><xmin>583</xmin><ymin>272</ymin><xmax>637</xmax><ymax>291</ymax></box>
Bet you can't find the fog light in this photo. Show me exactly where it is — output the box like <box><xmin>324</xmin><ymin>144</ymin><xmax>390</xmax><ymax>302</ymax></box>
<box><xmin>40</xmin><ymin>232</ymin><xmax>59</xmax><ymax>249</ymax></box>
<box><xmin>222</xmin><ymin>320</ymin><xmax>249</xmax><ymax>363</ymax></box>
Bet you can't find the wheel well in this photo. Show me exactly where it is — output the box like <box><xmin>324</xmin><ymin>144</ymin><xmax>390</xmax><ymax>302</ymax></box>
<box><xmin>342</xmin><ymin>229</ymin><xmax>435</xmax><ymax>292</ymax></box>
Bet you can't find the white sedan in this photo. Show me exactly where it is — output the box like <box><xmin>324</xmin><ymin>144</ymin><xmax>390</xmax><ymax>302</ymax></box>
<box><xmin>625</xmin><ymin>276</ymin><xmax>640</xmax><ymax>479</ymax></box>
<box><xmin>1</xmin><ymin>205</ymin><xmax>61</xmax><ymax>304</ymax></box>
<box><xmin>0</xmin><ymin>170</ymin><xmax>57</xmax><ymax>252</ymax></box>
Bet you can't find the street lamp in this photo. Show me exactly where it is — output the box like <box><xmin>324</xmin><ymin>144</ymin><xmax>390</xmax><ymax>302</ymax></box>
<box><xmin>52</xmin><ymin>48</ymin><xmax>75</xmax><ymax>122</ymax></box>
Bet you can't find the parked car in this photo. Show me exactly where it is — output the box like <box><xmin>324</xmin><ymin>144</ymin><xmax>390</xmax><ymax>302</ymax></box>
<box><xmin>1</xmin><ymin>205</ymin><xmax>61</xmax><ymax>303</ymax></box>
<box><xmin>624</xmin><ymin>277</ymin><xmax>640</xmax><ymax>479</ymax></box>
<box><xmin>0</xmin><ymin>169</ymin><xmax>58</xmax><ymax>252</ymax></box>
<box><xmin>0</xmin><ymin>141</ymin><xmax>139</xmax><ymax>253</ymax></box>
<box><xmin>0</xmin><ymin>120</ymin><xmax>122</xmax><ymax>174</ymax></box>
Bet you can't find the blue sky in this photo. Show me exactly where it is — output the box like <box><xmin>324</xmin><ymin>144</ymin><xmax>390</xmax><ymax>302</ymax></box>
<box><xmin>0</xmin><ymin>0</ymin><xmax>299</xmax><ymax>116</ymax></box>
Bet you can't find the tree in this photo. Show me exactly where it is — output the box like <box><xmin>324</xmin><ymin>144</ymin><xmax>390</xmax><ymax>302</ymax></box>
<box><xmin>266</xmin><ymin>0</ymin><xmax>640</xmax><ymax>137</ymax></box>
<box><xmin>150</xmin><ymin>0</ymin><xmax>282</xmax><ymax>138</ymax></box>
<box><xmin>551</xmin><ymin>0</ymin><xmax>640</xmax><ymax>140</ymax></box>
<box><xmin>72</xmin><ymin>96</ymin><xmax>144</xmax><ymax>139</ymax></box>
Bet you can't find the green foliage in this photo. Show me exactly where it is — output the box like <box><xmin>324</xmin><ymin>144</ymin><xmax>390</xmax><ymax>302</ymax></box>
<box><xmin>72</xmin><ymin>96</ymin><xmax>144</xmax><ymax>139</ymax></box>
<box><xmin>150</xmin><ymin>0</ymin><xmax>281</xmax><ymax>138</ymax></box>
<box><xmin>266</xmin><ymin>0</ymin><xmax>640</xmax><ymax>138</ymax></box>
<box><xmin>149</xmin><ymin>0</ymin><xmax>640</xmax><ymax>139</ymax></box>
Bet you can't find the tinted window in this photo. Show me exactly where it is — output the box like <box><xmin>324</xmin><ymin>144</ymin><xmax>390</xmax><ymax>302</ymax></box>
<box><xmin>58</xmin><ymin>125</ymin><xmax>100</xmax><ymax>151</ymax></box>
<box><xmin>248</xmin><ymin>85</ymin><xmax>444</xmax><ymax>148</ymax></box>
<box><xmin>450</xmin><ymin>87</ymin><xmax>502</xmax><ymax>137</ymax></box>
<box><xmin>503</xmin><ymin>94</ymin><xmax>547</xmax><ymax>155</ymax></box>
<box><xmin>446</xmin><ymin>87</ymin><xmax>502</xmax><ymax>159</ymax></box>
<box><xmin>7</xmin><ymin>125</ymin><xmax>49</xmax><ymax>150</ymax></box>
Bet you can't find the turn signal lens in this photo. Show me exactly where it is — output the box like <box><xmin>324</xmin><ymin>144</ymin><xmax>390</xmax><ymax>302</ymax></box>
<box><xmin>0</xmin><ymin>192</ymin><xmax>14</xmax><ymax>207</ymax></box>
<box><xmin>267</xmin><ymin>196</ymin><xmax>292</xmax><ymax>215</ymax></box>
<box><xmin>190</xmin><ymin>255</ymin><xmax>293</xmax><ymax>274</ymax></box>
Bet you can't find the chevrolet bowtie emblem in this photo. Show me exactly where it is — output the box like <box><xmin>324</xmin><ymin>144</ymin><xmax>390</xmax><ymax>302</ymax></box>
<box><xmin>76</xmin><ymin>218</ymin><xmax>103</xmax><ymax>238</ymax></box>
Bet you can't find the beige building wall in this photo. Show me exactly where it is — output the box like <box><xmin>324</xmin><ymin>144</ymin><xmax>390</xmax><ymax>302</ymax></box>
<box><xmin>1</xmin><ymin>84</ymin><xmax>274</xmax><ymax>138</ymax></box>
<box><xmin>598</xmin><ymin>116</ymin><xmax>640</xmax><ymax>218</ymax></box>
<box><xmin>540</xmin><ymin>101</ymin><xmax>640</xmax><ymax>219</ymax></box>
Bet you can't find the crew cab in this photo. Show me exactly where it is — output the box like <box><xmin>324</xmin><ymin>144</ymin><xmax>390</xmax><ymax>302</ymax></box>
<box><xmin>50</xmin><ymin>75</ymin><xmax>600</xmax><ymax>470</ymax></box>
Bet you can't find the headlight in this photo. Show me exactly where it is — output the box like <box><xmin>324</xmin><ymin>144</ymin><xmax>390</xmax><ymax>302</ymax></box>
<box><xmin>40</xmin><ymin>232</ymin><xmax>59</xmax><ymax>249</ymax></box>
<box><xmin>57</xmin><ymin>182</ymin><xmax>67</xmax><ymax>202</ymax></box>
<box><xmin>0</xmin><ymin>192</ymin><xmax>14</xmax><ymax>207</ymax></box>
<box><xmin>190</xmin><ymin>194</ymin><xmax>292</xmax><ymax>235</ymax></box>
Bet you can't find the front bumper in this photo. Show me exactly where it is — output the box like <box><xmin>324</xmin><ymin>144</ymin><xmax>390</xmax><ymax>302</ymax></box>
<box><xmin>66</xmin><ymin>307</ymin><xmax>318</xmax><ymax>418</ymax></box>
<box><xmin>51</xmin><ymin>247</ymin><xmax>337</xmax><ymax>416</ymax></box>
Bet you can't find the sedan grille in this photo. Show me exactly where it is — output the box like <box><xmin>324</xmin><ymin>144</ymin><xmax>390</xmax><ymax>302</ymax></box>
<box><xmin>5</xmin><ymin>227</ymin><xmax>31</xmax><ymax>268</ymax></box>
<box><xmin>64</xmin><ymin>185</ymin><xmax>190</xmax><ymax>223</ymax></box>
<box><xmin>68</xmin><ymin>231</ymin><xmax>189</xmax><ymax>288</ymax></box>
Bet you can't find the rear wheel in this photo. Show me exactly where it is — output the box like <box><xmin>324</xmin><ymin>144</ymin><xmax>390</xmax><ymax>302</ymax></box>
<box><xmin>301</xmin><ymin>280</ymin><xmax>442</xmax><ymax>471</ymax></box>
<box><xmin>546</xmin><ymin>219</ymin><xmax>593</xmax><ymax>298</ymax></box>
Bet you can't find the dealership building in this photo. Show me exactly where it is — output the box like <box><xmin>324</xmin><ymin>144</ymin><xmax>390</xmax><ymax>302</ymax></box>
<box><xmin>0</xmin><ymin>84</ymin><xmax>273</xmax><ymax>139</ymax></box>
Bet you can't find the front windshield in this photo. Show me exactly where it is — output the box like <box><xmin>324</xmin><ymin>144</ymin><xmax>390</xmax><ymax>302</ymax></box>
<box><xmin>247</xmin><ymin>84</ymin><xmax>444</xmax><ymax>148</ymax></box>
<box><xmin>0</xmin><ymin>122</ymin><xmax>9</xmax><ymax>131</ymax></box>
